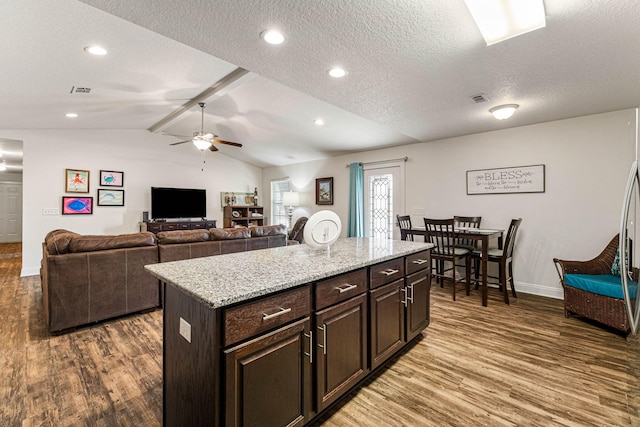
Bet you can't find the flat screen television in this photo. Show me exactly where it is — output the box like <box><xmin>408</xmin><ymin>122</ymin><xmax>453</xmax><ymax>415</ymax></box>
<box><xmin>151</xmin><ymin>187</ymin><xmax>206</xmax><ymax>220</ymax></box>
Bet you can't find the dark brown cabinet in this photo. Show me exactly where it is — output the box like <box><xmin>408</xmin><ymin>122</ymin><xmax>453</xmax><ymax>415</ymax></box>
<box><xmin>224</xmin><ymin>317</ymin><xmax>312</xmax><ymax>427</ymax></box>
<box><xmin>369</xmin><ymin>279</ymin><xmax>406</xmax><ymax>369</ymax></box>
<box><xmin>142</xmin><ymin>219</ymin><xmax>216</xmax><ymax>234</ymax></box>
<box><xmin>160</xmin><ymin>246</ymin><xmax>432</xmax><ymax>426</ymax></box>
<box><xmin>315</xmin><ymin>293</ymin><xmax>368</xmax><ymax>411</ymax></box>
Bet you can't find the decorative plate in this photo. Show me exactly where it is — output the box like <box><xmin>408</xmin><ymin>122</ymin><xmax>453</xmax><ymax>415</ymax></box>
<box><xmin>304</xmin><ymin>210</ymin><xmax>342</xmax><ymax>249</ymax></box>
<box><xmin>232</xmin><ymin>210</ymin><xmax>240</xmax><ymax>218</ymax></box>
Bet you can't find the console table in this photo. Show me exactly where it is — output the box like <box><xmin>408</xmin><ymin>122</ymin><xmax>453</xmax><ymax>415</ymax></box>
<box><xmin>145</xmin><ymin>237</ymin><xmax>433</xmax><ymax>426</ymax></box>
<box><xmin>140</xmin><ymin>219</ymin><xmax>216</xmax><ymax>234</ymax></box>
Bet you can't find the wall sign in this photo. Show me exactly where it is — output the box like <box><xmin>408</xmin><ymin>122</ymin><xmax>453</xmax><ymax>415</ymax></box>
<box><xmin>466</xmin><ymin>164</ymin><xmax>545</xmax><ymax>195</ymax></box>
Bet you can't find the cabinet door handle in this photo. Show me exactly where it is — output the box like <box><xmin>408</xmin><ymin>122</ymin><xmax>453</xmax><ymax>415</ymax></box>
<box><xmin>304</xmin><ymin>331</ymin><xmax>313</xmax><ymax>364</ymax></box>
<box><xmin>380</xmin><ymin>268</ymin><xmax>399</xmax><ymax>276</ymax></box>
<box><xmin>262</xmin><ymin>307</ymin><xmax>292</xmax><ymax>321</ymax></box>
<box><xmin>408</xmin><ymin>283</ymin><xmax>414</xmax><ymax>304</ymax></box>
<box><xmin>412</xmin><ymin>259</ymin><xmax>429</xmax><ymax>265</ymax></box>
<box><xmin>317</xmin><ymin>324</ymin><xmax>327</xmax><ymax>355</ymax></box>
<box><xmin>334</xmin><ymin>283</ymin><xmax>358</xmax><ymax>293</ymax></box>
<box><xmin>401</xmin><ymin>287</ymin><xmax>408</xmax><ymax>307</ymax></box>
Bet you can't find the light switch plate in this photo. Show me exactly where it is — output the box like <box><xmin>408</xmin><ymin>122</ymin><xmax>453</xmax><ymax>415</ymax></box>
<box><xmin>179</xmin><ymin>317</ymin><xmax>191</xmax><ymax>343</ymax></box>
<box><xmin>42</xmin><ymin>208</ymin><xmax>59</xmax><ymax>215</ymax></box>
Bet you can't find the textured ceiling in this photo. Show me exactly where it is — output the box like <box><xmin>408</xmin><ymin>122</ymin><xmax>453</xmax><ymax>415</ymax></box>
<box><xmin>2</xmin><ymin>0</ymin><xmax>640</xmax><ymax>168</ymax></box>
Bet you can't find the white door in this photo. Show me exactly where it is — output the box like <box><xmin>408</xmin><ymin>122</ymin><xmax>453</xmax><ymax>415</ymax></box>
<box><xmin>363</xmin><ymin>162</ymin><xmax>404</xmax><ymax>240</ymax></box>
<box><xmin>0</xmin><ymin>182</ymin><xmax>23</xmax><ymax>242</ymax></box>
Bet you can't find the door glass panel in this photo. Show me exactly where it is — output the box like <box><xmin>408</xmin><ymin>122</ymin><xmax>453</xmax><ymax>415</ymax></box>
<box><xmin>368</xmin><ymin>173</ymin><xmax>393</xmax><ymax>240</ymax></box>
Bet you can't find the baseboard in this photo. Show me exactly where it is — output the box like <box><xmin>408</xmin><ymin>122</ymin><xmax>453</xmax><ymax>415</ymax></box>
<box><xmin>21</xmin><ymin>266</ymin><xmax>40</xmax><ymax>277</ymax></box>
<box><xmin>515</xmin><ymin>281</ymin><xmax>563</xmax><ymax>300</ymax></box>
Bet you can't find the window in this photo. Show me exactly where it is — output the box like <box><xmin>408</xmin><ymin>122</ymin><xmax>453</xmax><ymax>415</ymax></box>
<box><xmin>270</xmin><ymin>178</ymin><xmax>290</xmax><ymax>226</ymax></box>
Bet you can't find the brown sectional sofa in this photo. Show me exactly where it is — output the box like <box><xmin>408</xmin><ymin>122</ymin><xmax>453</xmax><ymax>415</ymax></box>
<box><xmin>41</xmin><ymin>225</ymin><xmax>289</xmax><ymax>333</ymax></box>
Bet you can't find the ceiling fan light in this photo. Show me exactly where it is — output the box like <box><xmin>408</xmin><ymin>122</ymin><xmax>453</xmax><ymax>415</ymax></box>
<box><xmin>193</xmin><ymin>138</ymin><xmax>212</xmax><ymax>150</ymax></box>
<box><xmin>489</xmin><ymin>104</ymin><xmax>519</xmax><ymax>120</ymax></box>
<box><xmin>84</xmin><ymin>45</ymin><xmax>107</xmax><ymax>56</ymax></box>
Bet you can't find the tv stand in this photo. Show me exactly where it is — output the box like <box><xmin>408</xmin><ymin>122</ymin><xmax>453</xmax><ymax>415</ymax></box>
<box><xmin>141</xmin><ymin>219</ymin><xmax>217</xmax><ymax>234</ymax></box>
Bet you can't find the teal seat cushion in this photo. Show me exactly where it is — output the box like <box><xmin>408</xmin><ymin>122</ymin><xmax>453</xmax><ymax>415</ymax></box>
<box><xmin>564</xmin><ymin>274</ymin><xmax>638</xmax><ymax>299</ymax></box>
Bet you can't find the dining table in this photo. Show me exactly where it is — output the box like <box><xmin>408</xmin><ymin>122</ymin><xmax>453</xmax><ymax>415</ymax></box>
<box><xmin>406</xmin><ymin>225</ymin><xmax>504</xmax><ymax>307</ymax></box>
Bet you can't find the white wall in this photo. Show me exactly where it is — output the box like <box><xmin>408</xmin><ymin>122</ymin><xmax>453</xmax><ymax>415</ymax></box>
<box><xmin>0</xmin><ymin>129</ymin><xmax>262</xmax><ymax>276</ymax></box>
<box><xmin>264</xmin><ymin>109</ymin><xmax>636</xmax><ymax>298</ymax></box>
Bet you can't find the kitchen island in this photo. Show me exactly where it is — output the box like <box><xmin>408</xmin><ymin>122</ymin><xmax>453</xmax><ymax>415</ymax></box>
<box><xmin>146</xmin><ymin>237</ymin><xmax>433</xmax><ymax>426</ymax></box>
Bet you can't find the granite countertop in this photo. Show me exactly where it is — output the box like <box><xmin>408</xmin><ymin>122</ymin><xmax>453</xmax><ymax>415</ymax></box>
<box><xmin>145</xmin><ymin>237</ymin><xmax>433</xmax><ymax>309</ymax></box>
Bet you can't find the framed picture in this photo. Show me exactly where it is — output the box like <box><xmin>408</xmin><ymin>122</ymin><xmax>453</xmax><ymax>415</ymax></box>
<box><xmin>99</xmin><ymin>170</ymin><xmax>124</xmax><ymax>187</ymax></box>
<box><xmin>316</xmin><ymin>177</ymin><xmax>334</xmax><ymax>205</ymax></box>
<box><xmin>62</xmin><ymin>196</ymin><xmax>93</xmax><ymax>215</ymax></box>
<box><xmin>65</xmin><ymin>169</ymin><xmax>90</xmax><ymax>193</ymax></box>
<box><xmin>97</xmin><ymin>189</ymin><xmax>125</xmax><ymax>206</ymax></box>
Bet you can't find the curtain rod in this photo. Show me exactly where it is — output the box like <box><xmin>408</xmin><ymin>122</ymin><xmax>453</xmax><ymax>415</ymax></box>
<box><xmin>346</xmin><ymin>156</ymin><xmax>408</xmax><ymax>167</ymax></box>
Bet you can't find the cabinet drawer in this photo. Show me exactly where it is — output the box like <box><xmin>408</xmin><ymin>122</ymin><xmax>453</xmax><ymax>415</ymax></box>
<box><xmin>224</xmin><ymin>285</ymin><xmax>311</xmax><ymax>346</ymax></box>
<box><xmin>315</xmin><ymin>268</ymin><xmax>367</xmax><ymax>310</ymax></box>
<box><xmin>190</xmin><ymin>222</ymin><xmax>206</xmax><ymax>229</ymax></box>
<box><xmin>369</xmin><ymin>258</ymin><xmax>405</xmax><ymax>289</ymax></box>
<box><xmin>406</xmin><ymin>250</ymin><xmax>431</xmax><ymax>275</ymax></box>
<box><xmin>146</xmin><ymin>223</ymin><xmax>162</xmax><ymax>233</ymax></box>
<box><xmin>162</xmin><ymin>223</ymin><xmax>178</xmax><ymax>231</ymax></box>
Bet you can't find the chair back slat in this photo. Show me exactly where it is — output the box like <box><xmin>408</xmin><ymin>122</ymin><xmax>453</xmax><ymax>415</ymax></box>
<box><xmin>396</xmin><ymin>214</ymin><xmax>413</xmax><ymax>241</ymax></box>
<box><xmin>454</xmin><ymin>215</ymin><xmax>481</xmax><ymax>248</ymax></box>
<box><xmin>424</xmin><ymin>218</ymin><xmax>456</xmax><ymax>255</ymax></box>
<box><xmin>503</xmin><ymin>218</ymin><xmax>523</xmax><ymax>258</ymax></box>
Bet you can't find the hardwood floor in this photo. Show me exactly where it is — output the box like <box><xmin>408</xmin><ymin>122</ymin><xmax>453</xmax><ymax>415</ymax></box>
<box><xmin>2</xmin><ymin>242</ymin><xmax>639</xmax><ymax>426</ymax></box>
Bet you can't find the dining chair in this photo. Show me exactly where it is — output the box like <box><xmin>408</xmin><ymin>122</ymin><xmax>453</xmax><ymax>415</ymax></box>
<box><xmin>396</xmin><ymin>214</ymin><xmax>413</xmax><ymax>241</ymax></box>
<box><xmin>453</xmin><ymin>216</ymin><xmax>482</xmax><ymax>250</ymax></box>
<box><xmin>424</xmin><ymin>218</ymin><xmax>471</xmax><ymax>301</ymax></box>
<box><xmin>471</xmin><ymin>218</ymin><xmax>522</xmax><ymax>304</ymax></box>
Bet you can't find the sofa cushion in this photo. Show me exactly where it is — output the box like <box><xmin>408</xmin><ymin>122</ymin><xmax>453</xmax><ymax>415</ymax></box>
<box><xmin>210</xmin><ymin>227</ymin><xmax>251</xmax><ymax>240</ymax></box>
<box><xmin>250</xmin><ymin>224</ymin><xmax>287</xmax><ymax>237</ymax></box>
<box><xmin>157</xmin><ymin>229</ymin><xmax>210</xmax><ymax>244</ymax></box>
<box><xmin>68</xmin><ymin>232</ymin><xmax>156</xmax><ymax>253</ymax></box>
<box><xmin>45</xmin><ymin>229</ymin><xmax>80</xmax><ymax>255</ymax></box>
<box><xmin>564</xmin><ymin>273</ymin><xmax>638</xmax><ymax>299</ymax></box>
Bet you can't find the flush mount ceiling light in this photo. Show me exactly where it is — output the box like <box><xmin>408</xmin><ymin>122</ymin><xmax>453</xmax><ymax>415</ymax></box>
<box><xmin>489</xmin><ymin>104</ymin><xmax>519</xmax><ymax>120</ymax></box>
<box><xmin>260</xmin><ymin>29</ymin><xmax>285</xmax><ymax>45</ymax></box>
<box><xmin>464</xmin><ymin>0</ymin><xmax>546</xmax><ymax>46</ymax></box>
<box><xmin>65</xmin><ymin>113</ymin><xmax>78</xmax><ymax>118</ymax></box>
<box><xmin>314</xmin><ymin>118</ymin><xmax>325</xmax><ymax>126</ymax></box>
<box><xmin>84</xmin><ymin>45</ymin><xmax>107</xmax><ymax>55</ymax></box>
<box><xmin>328</xmin><ymin>67</ymin><xmax>347</xmax><ymax>78</ymax></box>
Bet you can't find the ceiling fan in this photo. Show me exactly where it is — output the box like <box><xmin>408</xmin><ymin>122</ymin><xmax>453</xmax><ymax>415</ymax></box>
<box><xmin>169</xmin><ymin>102</ymin><xmax>243</xmax><ymax>152</ymax></box>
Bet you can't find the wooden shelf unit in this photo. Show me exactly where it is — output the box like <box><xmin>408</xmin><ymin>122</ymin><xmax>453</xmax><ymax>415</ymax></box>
<box><xmin>223</xmin><ymin>206</ymin><xmax>265</xmax><ymax>228</ymax></box>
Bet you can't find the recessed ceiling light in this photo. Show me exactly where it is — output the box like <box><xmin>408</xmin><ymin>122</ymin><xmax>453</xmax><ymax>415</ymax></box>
<box><xmin>489</xmin><ymin>104</ymin><xmax>519</xmax><ymax>120</ymax></box>
<box><xmin>84</xmin><ymin>45</ymin><xmax>107</xmax><ymax>56</ymax></box>
<box><xmin>260</xmin><ymin>30</ymin><xmax>285</xmax><ymax>45</ymax></box>
<box><xmin>65</xmin><ymin>113</ymin><xmax>78</xmax><ymax>118</ymax></box>
<box><xmin>328</xmin><ymin>67</ymin><xmax>348</xmax><ymax>78</ymax></box>
<box><xmin>314</xmin><ymin>118</ymin><xmax>325</xmax><ymax>126</ymax></box>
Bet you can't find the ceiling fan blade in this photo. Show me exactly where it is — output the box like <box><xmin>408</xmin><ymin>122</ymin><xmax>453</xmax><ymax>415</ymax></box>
<box><xmin>213</xmin><ymin>139</ymin><xmax>243</xmax><ymax>147</ymax></box>
<box><xmin>170</xmin><ymin>140</ymin><xmax>191</xmax><ymax>146</ymax></box>
<box><xmin>208</xmin><ymin>144</ymin><xmax>219</xmax><ymax>152</ymax></box>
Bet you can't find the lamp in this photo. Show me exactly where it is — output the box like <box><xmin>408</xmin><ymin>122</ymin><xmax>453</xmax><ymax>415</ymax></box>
<box><xmin>489</xmin><ymin>104</ymin><xmax>519</xmax><ymax>120</ymax></box>
<box><xmin>282</xmin><ymin>191</ymin><xmax>300</xmax><ymax>228</ymax></box>
<box><xmin>464</xmin><ymin>0</ymin><xmax>546</xmax><ymax>46</ymax></box>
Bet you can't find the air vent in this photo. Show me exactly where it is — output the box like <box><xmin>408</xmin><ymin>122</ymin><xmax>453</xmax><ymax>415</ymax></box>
<box><xmin>70</xmin><ymin>86</ymin><xmax>92</xmax><ymax>94</ymax></box>
<box><xmin>470</xmin><ymin>94</ymin><xmax>488</xmax><ymax>103</ymax></box>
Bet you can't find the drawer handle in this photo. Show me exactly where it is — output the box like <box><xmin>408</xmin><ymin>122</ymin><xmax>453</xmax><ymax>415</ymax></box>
<box><xmin>262</xmin><ymin>307</ymin><xmax>292</xmax><ymax>321</ymax></box>
<box><xmin>412</xmin><ymin>259</ymin><xmax>429</xmax><ymax>265</ymax></box>
<box><xmin>380</xmin><ymin>268</ymin><xmax>399</xmax><ymax>276</ymax></box>
<box><xmin>335</xmin><ymin>283</ymin><xmax>358</xmax><ymax>293</ymax></box>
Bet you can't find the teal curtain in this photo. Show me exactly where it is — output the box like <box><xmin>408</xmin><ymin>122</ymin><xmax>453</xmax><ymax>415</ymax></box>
<box><xmin>348</xmin><ymin>162</ymin><xmax>364</xmax><ymax>237</ymax></box>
